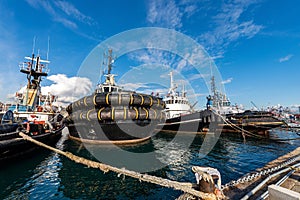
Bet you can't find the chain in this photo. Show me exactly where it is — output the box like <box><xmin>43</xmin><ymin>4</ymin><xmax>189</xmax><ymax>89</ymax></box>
<box><xmin>221</xmin><ymin>155</ymin><xmax>300</xmax><ymax>190</ymax></box>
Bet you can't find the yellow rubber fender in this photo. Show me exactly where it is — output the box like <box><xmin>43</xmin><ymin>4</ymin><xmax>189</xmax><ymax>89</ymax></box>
<box><xmin>150</xmin><ymin>108</ymin><xmax>157</xmax><ymax>119</ymax></box>
<box><xmin>133</xmin><ymin>107</ymin><xmax>139</xmax><ymax>120</ymax></box>
<box><xmin>75</xmin><ymin>100</ymin><xmax>79</xmax><ymax>107</ymax></box>
<box><xmin>139</xmin><ymin>94</ymin><xmax>144</xmax><ymax>106</ymax></box>
<box><xmin>149</xmin><ymin>96</ymin><xmax>153</xmax><ymax>107</ymax></box>
<box><xmin>118</xmin><ymin>93</ymin><xmax>122</xmax><ymax>105</ymax></box>
<box><xmin>83</xmin><ymin>96</ymin><xmax>88</xmax><ymax>106</ymax></box>
<box><xmin>111</xmin><ymin>107</ymin><xmax>115</xmax><ymax>121</ymax></box>
<box><xmin>160</xmin><ymin>111</ymin><xmax>164</xmax><ymax>120</ymax></box>
<box><xmin>93</xmin><ymin>94</ymin><xmax>97</xmax><ymax>106</ymax></box>
<box><xmin>97</xmin><ymin>107</ymin><xmax>105</xmax><ymax>121</ymax></box>
<box><xmin>123</xmin><ymin>107</ymin><xmax>127</xmax><ymax>120</ymax></box>
<box><xmin>105</xmin><ymin>93</ymin><xmax>110</xmax><ymax>105</ymax></box>
<box><xmin>142</xmin><ymin>107</ymin><xmax>149</xmax><ymax>119</ymax></box>
<box><xmin>86</xmin><ymin>109</ymin><xmax>95</xmax><ymax>121</ymax></box>
<box><xmin>130</xmin><ymin>93</ymin><xmax>134</xmax><ymax>105</ymax></box>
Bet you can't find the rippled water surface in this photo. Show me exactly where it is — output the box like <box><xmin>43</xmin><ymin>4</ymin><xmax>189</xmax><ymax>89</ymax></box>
<box><xmin>1</xmin><ymin>128</ymin><xmax>299</xmax><ymax>199</ymax></box>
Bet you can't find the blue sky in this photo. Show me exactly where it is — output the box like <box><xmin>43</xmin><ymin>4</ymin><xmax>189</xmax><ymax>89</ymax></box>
<box><xmin>0</xmin><ymin>0</ymin><xmax>299</xmax><ymax>110</ymax></box>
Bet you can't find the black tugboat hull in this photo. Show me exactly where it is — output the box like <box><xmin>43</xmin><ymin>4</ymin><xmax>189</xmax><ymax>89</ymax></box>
<box><xmin>221</xmin><ymin>111</ymin><xmax>285</xmax><ymax>134</ymax></box>
<box><xmin>0</xmin><ymin>127</ymin><xmax>64</xmax><ymax>162</ymax></box>
<box><xmin>67</xmin><ymin>120</ymin><xmax>158</xmax><ymax>144</ymax></box>
<box><xmin>156</xmin><ymin>110</ymin><xmax>284</xmax><ymax>135</ymax></box>
<box><xmin>156</xmin><ymin>110</ymin><xmax>221</xmax><ymax>133</ymax></box>
<box><xmin>66</xmin><ymin>90</ymin><xmax>165</xmax><ymax>144</ymax></box>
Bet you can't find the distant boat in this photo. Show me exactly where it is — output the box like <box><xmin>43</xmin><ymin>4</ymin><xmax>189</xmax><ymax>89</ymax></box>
<box><xmin>156</xmin><ymin>72</ymin><xmax>284</xmax><ymax>135</ymax></box>
<box><xmin>0</xmin><ymin>52</ymin><xmax>65</xmax><ymax>162</ymax></box>
<box><xmin>208</xmin><ymin>76</ymin><xmax>285</xmax><ymax>134</ymax></box>
<box><xmin>65</xmin><ymin>49</ymin><xmax>165</xmax><ymax>144</ymax></box>
<box><xmin>272</xmin><ymin>111</ymin><xmax>300</xmax><ymax>130</ymax></box>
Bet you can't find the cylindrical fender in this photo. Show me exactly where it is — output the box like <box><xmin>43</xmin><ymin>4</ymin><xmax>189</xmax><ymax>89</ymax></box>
<box><xmin>105</xmin><ymin>93</ymin><xmax>110</xmax><ymax>105</ymax></box>
<box><xmin>96</xmin><ymin>93</ymin><xmax>108</xmax><ymax>105</ymax></box>
<box><xmin>139</xmin><ymin>94</ymin><xmax>144</xmax><ymax>106</ymax></box>
<box><xmin>100</xmin><ymin>107</ymin><xmax>112</xmax><ymax>120</ymax></box>
<box><xmin>160</xmin><ymin>100</ymin><xmax>166</xmax><ymax>108</ymax></box>
<box><xmin>109</xmin><ymin>93</ymin><xmax>119</xmax><ymax>106</ymax></box>
<box><xmin>66</xmin><ymin>104</ymin><xmax>73</xmax><ymax>114</ymax></box>
<box><xmin>86</xmin><ymin>109</ymin><xmax>97</xmax><ymax>121</ymax></box>
<box><xmin>142</xmin><ymin>95</ymin><xmax>152</xmax><ymax>107</ymax></box>
<box><xmin>97</xmin><ymin>107</ymin><xmax>105</xmax><ymax>121</ymax></box>
<box><xmin>83</xmin><ymin>96</ymin><xmax>89</xmax><ymax>106</ymax></box>
<box><xmin>79</xmin><ymin>94</ymin><xmax>94</xmax><ymax>107</ymax></box>
<box><xmin>111</xmin><ymin>107</ymin><xmax>115</xmax><ymax>120</ymax></box>
<box><xmin>138</xmin><ymin>107</ymin><xmax>148</xmax><ymax>120</ymax></box>
<box><xmin>130</xmin><ymin>93</ymin><xmax>143</xmax><ymax>106</ymax></box>
<box><xmin>133</xmin><ymin>107</ymin><xmax>139</xmax><ymax>119</ymax></box>
<box><xmin>160</xmin><ymin>110</ymin><xmax>165</xmax><ymax>120</ymax></box>
<box><xmin>120</xmin><ymin>93</ymin><xmax>131</xmax><ymax>105</ymax></box>
<box><xmin>114</xmin><ymin>108</ymin><xmax>127</xmax><ymax>120</ymax></box>
<box><xmin>127</xmin><ymin>108</ymin><xmax>138</xmax><ymax>120</ymax></box>
<box><xmin>149</xmin><ymin>108</ymin><xmax>157</xmax><ymax>119</ymax></box>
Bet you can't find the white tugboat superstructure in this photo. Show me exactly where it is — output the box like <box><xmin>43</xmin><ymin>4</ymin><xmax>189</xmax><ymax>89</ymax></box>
<box><xmin>163</xmin><ymin>71</ymin><xmax>192</xmax><ymax>119</ymax></box>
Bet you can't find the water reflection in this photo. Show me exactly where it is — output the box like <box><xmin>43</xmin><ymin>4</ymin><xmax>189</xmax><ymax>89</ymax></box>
<box><xmin>1</xmin><ymin>128</ymin><xmax>68</xmax><ymax>200</ymax></box>
<box><xmin>1</xmin><ymin>128</ymin><xmax>299</xmax><ymax>199</ymax></box>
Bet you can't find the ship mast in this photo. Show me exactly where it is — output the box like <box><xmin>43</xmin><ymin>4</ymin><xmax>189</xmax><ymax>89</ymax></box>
<box><xmin>107</xmin><ymin>49</ymin><xmax>113</xmax><ymax>75</ymax></box>
<box><xmin>168</xmin><ymin>71</ymin><xmax>177</xmax><ymax>96</ymax></box>
<box><xmin>103</xmin><ymin>49</ymin><xmax>117</xmax><ymax>86</ymax></box>
<box><xmin>96</xmin><ymin>49</ymin><xmax>122</xmax><ymax>93</ymax></box>
<box><xmin>181</xmin><ymin>81</ymin><xmax>186</xmax><ymax>97</ymax></box>
<box><xmin>211</xmin><ymin>76</ymin><xmax>217</xmax><ymax>98</ymax></box>
<box><xmin>20</xmin><ymin>52</ymin><xmax>50</xmax><ymax>111</ymax></box>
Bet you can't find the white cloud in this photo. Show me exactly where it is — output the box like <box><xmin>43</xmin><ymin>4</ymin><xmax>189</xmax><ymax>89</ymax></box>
<box><xmin>145</xmin><ymin>1</ymin><xmax>263</xmax><ymax>67</ymax></box>
<box><xmin>199</xmin><ymin>1</ymin><xmax>263</xmax><ymax>55</ymax></box>
<box><xmin>25</xmin><ymin>0</ymin><xmax>97</xmax><ymax>31</ymax></box>
<box><xmin>221</xmin><ymin>77</ymin><xmax>233</xmax><ymax>84</ymax></box>
<box><xmin>183</xmin><ymin>4</ymin><xmax>198</xmax><ymax>18</ymax></box>
<box><xmin>147</xmin><ymin>0</ymin><xmax>182</xmax><ymax>29</ymax></box>
<box><xmin>127</xmin><ymin>49</ymin><xmax>177</xmax><ymax>70</ymax></box>
<box><xmin>279</xmin><ymin>54</ymin><xmax>293</xmax><ymax>63</ymax></box>
<box><xmin>42</xmin><ymin>74</ymin><xmax>92</xmax><ymax>106</ymax></box>
<box><xmin>118</xmin><ymin>82</ymin><xmax>168</xmax><ymax>96</ymax></box>
<box><xmin>54</xmin><ymin>1</ymin><xmax>95</xmax><ymax>26</ymax></box>
<box><xmin>5</xmin><ymin>74</ymin><xmax>92</xmax><ymax>106</ymax></box>
<box><xmin>176</xmin><ymin>59</ymin><xmax>187</xmax><ymax>71</ymax></box>
<box><xmin>146</xmin><ymin>0</ymin><xmax>200</xmax><ymax>29</ymax></box>
<box><xmin>188</xmin><ymin>73</ymin><xmax>210</xmax><ymax>81</ymax></box>
<box><xmin>119</xmin><ymin>82</ymin><xmax>149</xmax><ymax>91</ymax></box>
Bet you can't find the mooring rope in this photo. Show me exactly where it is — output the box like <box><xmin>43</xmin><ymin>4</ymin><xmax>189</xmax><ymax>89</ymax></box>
<box><xmin>18</xmin><ymin>132</ymin><xmax>218</xmax><ymax>200</ymax></box>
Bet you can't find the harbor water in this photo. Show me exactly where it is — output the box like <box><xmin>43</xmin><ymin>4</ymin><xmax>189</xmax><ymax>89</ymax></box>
<box><xmin>1</xmin><ymin>128</ymin><xmax>300</xmax><ymax>199</ymax></box>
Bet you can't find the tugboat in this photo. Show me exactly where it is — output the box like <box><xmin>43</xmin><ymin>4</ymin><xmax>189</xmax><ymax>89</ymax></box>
<box><xmin>208</xmin><ymin>76</ymin><xmax>285</xmax><ymax>134</ymax></box>
<box><xmin>66</xmin><ymin>49</ymin><xmax>165</xmax><ymax>144</ymax></box>
<box><xmin>156</xmin><ymin>71</ymin><xmax>217</xmax><ymax>133</ymax></box>
<box><xmin>0</xmin><ymin>51</ymin><xmax>65</xmax><ymax>162</ymax></box>
<box><xmin>157</xmin><ymin>72</ymin><xmax>284</xmax><ymax>135</ymax></box>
